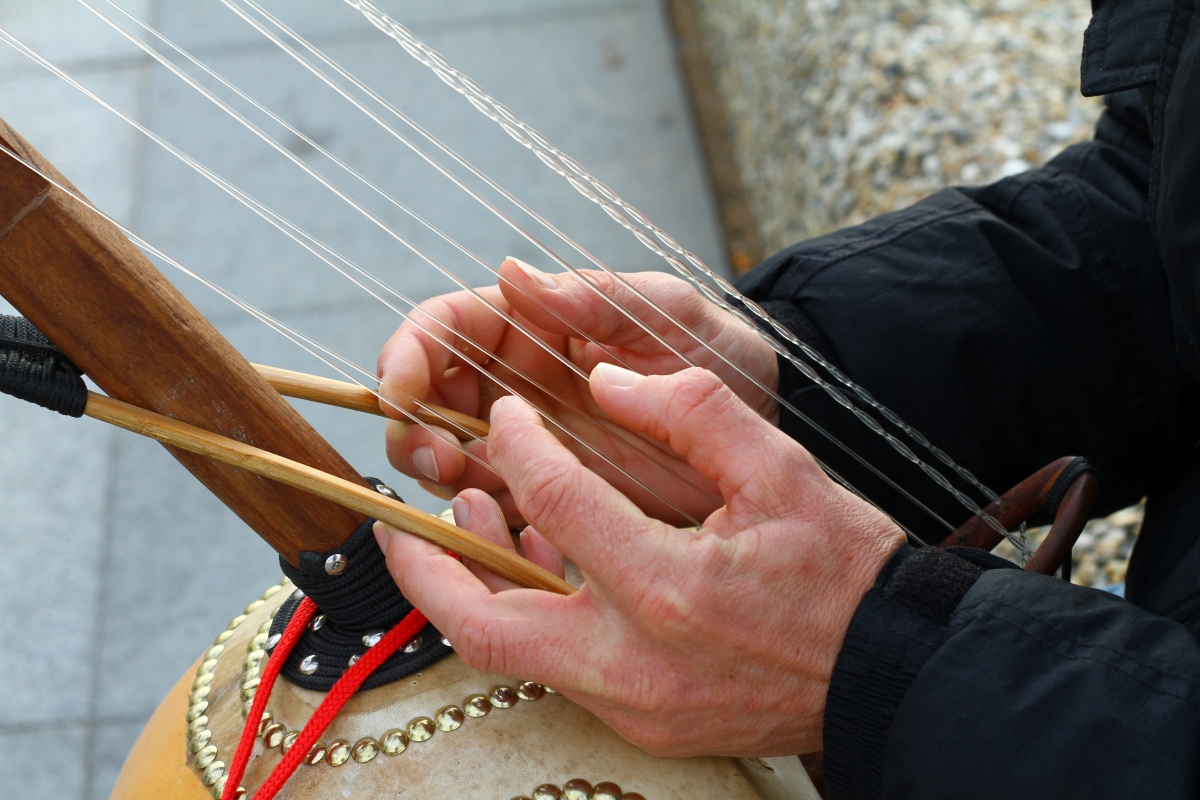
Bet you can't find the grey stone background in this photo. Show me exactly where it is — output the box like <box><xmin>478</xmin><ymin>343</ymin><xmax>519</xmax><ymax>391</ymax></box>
<box><xmin>0</xmin><ymin>1</ymin><xmax>725</xmax><ymax>797</ymax></box>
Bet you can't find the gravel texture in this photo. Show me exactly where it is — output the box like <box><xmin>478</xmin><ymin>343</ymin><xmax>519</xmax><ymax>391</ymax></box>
<box><xmin>683</xmin><ymin>0</ymin><xmax>1104</xmax><ymax>253</ymax></box>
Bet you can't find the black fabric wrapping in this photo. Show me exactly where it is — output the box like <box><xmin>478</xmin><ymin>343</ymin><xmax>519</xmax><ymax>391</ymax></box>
<box><xmin>0</xmin><ymin>314</ymin><xmax>87</xmax><ymax>417</ymax></box>
<box><xmin>269</xmin><ymin>482</ymin><xmax>451</xmax><ymax>691</ymax></box>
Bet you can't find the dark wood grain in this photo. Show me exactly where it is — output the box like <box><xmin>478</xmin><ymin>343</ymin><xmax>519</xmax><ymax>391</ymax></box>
<box><xmin>0</xmin><ymin>118</ymin><xmax>365</xmax><ymax>564</ymax></box>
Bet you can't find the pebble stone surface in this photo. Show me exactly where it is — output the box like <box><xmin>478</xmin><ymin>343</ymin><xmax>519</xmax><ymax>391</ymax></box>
<box><xmin>685</xmin><ymin>0</ymin><xmax>1104</xmax><ymax>253</ymax></box>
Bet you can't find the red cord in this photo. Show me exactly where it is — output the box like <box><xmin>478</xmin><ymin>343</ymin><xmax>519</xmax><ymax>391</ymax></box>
<box><xmin>221</xmin><ymin>597</ymin><xmax>427</xmax><ymax>800</ymax></box>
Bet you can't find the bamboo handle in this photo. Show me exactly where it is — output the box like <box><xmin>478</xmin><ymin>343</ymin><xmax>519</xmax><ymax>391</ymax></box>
<box><xmin>84</xmin><ymin>392</ymin><xmax>573</xmax><ymax>595</ymax></box>
<box><xmin>253</xmin><ymin>364</ymin><xmax>490</xmax><ymax>440</ymax></box>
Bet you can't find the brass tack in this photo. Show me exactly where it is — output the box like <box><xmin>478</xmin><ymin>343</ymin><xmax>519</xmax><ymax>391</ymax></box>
<box><xmin>257</xmin><ymin>712</ymin><xmax>273</xmax><ymax>737</ymax></box>
<box><xmin>304</xmin><ymin>740</ymin><xmax>327</xmax><ymax>765</ymax></box>
<box><xmin>231</xmin><ymin>788</ymin><xmax>246</xmax><ymax>800</ymax></box>
<box><xmin>435</xmin><ymin>705</ymin><xmax>465</xmax><ymax>732</ymax></box>
<box><xmin>241</xmin><ymin>677</ymin><xmax>261</xmax><ymax>701</ymax></box>
<box><xmin>351</xmin><ymin>737</ymin><xmax>380</xmax><ymax>763</ymax></box>
<box><xmin>532</xmin><ymin>785</ymin><xmax>562</xmax><ymax>800</ymax></box>
<box><xmin>406</xmin><ymin>717</ymin><xmax>436</xmax><ymax>742</ymax></box>
<box><xmin>250</xmin><ymin>633</ymin><xmax>268</xmax><ymax>651</ymax></box>
<box><xmin>189</xmin><ymin>730</ymin><xmax>212</xmax><ymax>753</ymax></box>
<box><xmin>192</xmin><ymin>673</ymin><xmax>214</xmax><ymax>692</ymax></box>
<box><xmin>187</xmin><ymin>716</ymin><xmax>209</xmax><ymax>737</ymax></box>
<box><xmin>244</xmin><ymin>650</ymin><xmax>265</xmax><ymax>671</ymax></box>
<box><xmin>263</xmin><ymin>723</ymin><xmax>286</xmax><ymax>749</ymax></box>
<box><xmin>326</xmin><ymin>739</ymin><xmax>351</xmax><ymax>767</ymax></box>
<box><xmin>205</xmin><ymin>644</ymin><xmax>225</xmax><ymax>661</ymax></box>
<box><xmin>258</xmin><ymin>619</ymin><xmax>272</xmax><ymax>635</ymax></box>
<box><xmin>243</xmin><ymin>665</ymin><xmax>260</xmax><ymax>683</ymax></box>
<box><xmin>210</xmin><ymin>776</ymin><xmax>227</xmax><ymax>799</ymax></box>
<box><xmin>193</xmin><ymin>744</ymin><xmax>218</xmax><ymax>770</ymax></box>
<box><xmin>241</xmin><ymin>699</ymin><xmax>253</xmax><ymax>719</ymax></box>
<box><xmin>190</xmin><ymin>685</ymin><xmax>211</xmax><ymax>705</ymax></box>
<box><xmin>198</xmin><ymin>659</ymin><xmax>219</xmax><ymax>676</ymax></box>
<box><xmin>214</xmin><ymin>629</ymin><xmax>235</xmax><ymax>645</ymax></box>
<box><xmin>562</xmin><ymin>779</ymin><xmax>592</xmax><ymax>800</ymax></box>
<box><xmin>201</xmin><ymin>760</ymin><xmax>225</xmax><ymax>786</ymax></box>
<box><xmin>244</xmin><ymin>599</ymin><xmax>265</xmax><ymax>614</ymax></box>
<box><xmin>543</xmin><ymin>686</ymin><xmax>560</xmax><ymax>695</ymax></box>
<box><xmin>463</xmin><ymin>694</ymin><xmax>491</xmax><ymax>717</ymax></box>
<box><xmin>380</xmin><ymin>728</ymin><xmax>408</xmax><ymax>756</ymax></box>
<box><xmin>228</xmin><ymin>614</ymin><xmax>248</xmax><ymax>630</ymax></box>
<box><xmin>187</xmin><ymin>701</ymin><xmax>209</xmax><ymax>722</ymax></box>
<box><xmin>262</xmin><ymin>583</ymin><xmax>283</xmax><ymax>599</ymax></box>
<box><xmin>517</xmin><ymin>681</ymin><xmax>545</xmax><ymax>701</ymax></box>
<box><xmin>592</xmin><ymin>783</ymin><xmax>623</xmax><ymax>800</ymax></box>
<box><xmin>281</xmin><ymin>731</ymin><xmax>299</xmax><ymax>754</ymax></box>
<box><xmin>489</xmin><ymin>686</ymin><xmax>517</xmax><ymax>709</ymax></box>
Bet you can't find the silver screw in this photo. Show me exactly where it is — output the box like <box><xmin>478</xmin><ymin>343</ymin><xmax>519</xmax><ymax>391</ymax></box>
<box><xmin>325</xmin><ymin>554</ymin><xmax>348</xmax><ymax>575</ymax></box>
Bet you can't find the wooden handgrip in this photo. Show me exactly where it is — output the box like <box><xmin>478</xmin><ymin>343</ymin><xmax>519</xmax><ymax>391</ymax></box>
<box><xmin>84</xmin><ymin>392</ymin><xmax>573</xmax><ymax>595</ymax></box>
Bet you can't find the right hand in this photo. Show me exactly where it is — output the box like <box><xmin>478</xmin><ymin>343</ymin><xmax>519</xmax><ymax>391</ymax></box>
<box><xmin>376</xmin><ymin>258</ymin><xmax>779</xmax><ymax>526</ymax></box>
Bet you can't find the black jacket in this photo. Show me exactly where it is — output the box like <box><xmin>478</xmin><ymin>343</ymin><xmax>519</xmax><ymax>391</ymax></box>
<box><xmin>737</xmin><ymin>0</ymin><xmax>1200</xmax><ymax>796</ymax></box>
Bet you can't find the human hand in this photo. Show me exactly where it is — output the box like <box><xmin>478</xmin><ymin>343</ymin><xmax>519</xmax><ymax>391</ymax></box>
<box><xmin>375</xmin><ymin>364</ymin><xmax>904</xmax><ymax>756</ymax></box>
<box><xmin>376</xmin><ymin>259</ymin><xmax>778</xmax><ymax>527</ymax></box>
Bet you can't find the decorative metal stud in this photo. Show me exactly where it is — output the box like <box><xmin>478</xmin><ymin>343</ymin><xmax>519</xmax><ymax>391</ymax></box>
<box><xmin>188</xmin><ymin>716</ymin><xmax>210</xmax><ymax>737</ymax></box>
<box><xmin>543</xmin><ymin>686</ymin><xmax>560</xmax><ymax>695</ymax></box>
<box><xmin>257</xmin><ymin>712</ymin><xmax>273</xmax><ymax>737</ymax></box>
<box><xmin>210</xmin><ymin>776</ymin><xmax>227</xmax><ymax>800</ymax></box>
<box><xmin>244</xmin><ymin>650</ymin><xmax>265</xmax><ymax>671</ymax></box>
<box><xmin>241</xmin><ymin>699</ymin><xmax>254</xmax><ymax>719</ymax></box>
<box><xmin>265</xmin><ymin>633</ymin><xmax>281</xmax><ymax>651</ymax></box>
<box><xmin>228</xmin><ymin>614</ymin><xmax>248</xmax><ymax>630</ymax></box>
<box><xmin>435</xmin><ymin>705</ymin><xmax>465</xmax><ymax>732</ymax></box>
<box><xmin>363</xmin><ymin>631</ymin><xmax>384</xmax><ymax>648</ymax></box>
<box><xmin>304</xmin><ymin>740</ymin><xmax>327</xmax><ymax>765</ymax></box>
<box><xmin>291</xmin><ymin>589</ymin><xmax>305</xmax><ymax>602</ymax></box>
<box><xmin>532</xmin><ymin>785</ymin><xmax>562</xmax><ymax>800</ymax></box>
<box><xmin>189</xmin><ymin>730</ymin><xmax>212</xmax><ymax>753</ymax></box>
<box><xmin>193</xmin><ymin>672</ymin><xmax>214</xmax><ymax>691</ymax></box>
<box><xmin>489</xmin><ymin>686</ymin><xmax>517</xmax><ymax>709</ymax></box>
<box><xmin>380</xmin><ymin>728</ymin><xmax>409</xmax><ymax>755</ymax></box>
<box><xmin>241</xmin><ymin>677</ymin><xmax>261</xmax><ymax>700</ymax></box>
<box><xmin>191</xmin><ymin>685</ymin><xmax>211</xmax><ymax>704</ymax></box>
<box><xmin>325</xmin><ymin>553</ymin><xmax>348</xmax><ymax>575</ymax></box>
<box><xmin>193</xmin><ymin>744</ymin><xmax>218</xmax><ymax>770</ymax></box>
<box><xmin>326</xmin><ymin>739</ymin><xmax>351</xmax><ymax>767</ymax></box>
<box><xmin>351</xmin><ymin>737</ymin><xmax>380</xmax><ymax>763</ymax></box>
<box><xmin>187</xmin><ymin>701</ymin><xmax>209</xmax><ymax>722</ymax></box>
<box><xmin>406</xmin><ymin>717</ymin><xmax>436</xmax><ymax>742</ymax></box>
<box><xmin>215</xmin><ymin>629</ymin><xmax>235</xmax><ymax>645</ymax></box>
<box><xmin>562</xmin><ymin>779</ymin><xmax>592</xmax><ymax>800</ymax></box>
<box><xmin>463</xmin><ymin>694</ymin><xmax>491</xmax><ymax>717</ymax></box>
<box><xmin>263</xmin><ymin>584</ymin><xmax>283</xmax><ymax>599</ymax></box>
<box><xmin>402</xmin><ymin>636</ymin><xmax>423</xmax><ymax>654</ymax></box>
<box><xmin>441</xmin><ymin>637</ymin><xmax>452</xmax><ymax>648</ymax></box>
<box><xmin>517</xmin><ymin>682</ymin><xmax>545</xmax><ymax>701</ymax></box>
<box><xmin>348</xmin><ymin>654</ymin><xmax>360</xmax><ymax>668</ymax></box>
<box><xmin>230</xmin><ymin>788</ymin><xmax>246</xmax><ymax>800</ymax></box>
<box><xmin>309</xmin><ymin>614</ymin><xmax>326</xmax><ymax>632</ymax></box>
<box><xmin>205</xmin><ymin>644</ymin><xmax>225</xmax><ymax>661</ymax></box>
<box><xmin>199</xmin><ymin>658</ymin><xmax>219</xmax><ymax>676</ymax></box>
<box><xmin>201</xmin><ymin>760</ymin><xmax>225</xmax><ymax>786</ymax></box>
<box><xmin>263</xmin><ymin>723</ymin><xmax>286</xmax><ymax>749</ymax></box>
<box><xmin>592</xmin><ymin>783</ymin><xmax>622</xmax><ymax>800</ymax></box>
<box><xmin>281</xmin><ymin>731</ymin><xmax>299</xmax><ymax>754</ymax></box>
<box><xmin>250</xmin><ymin>633</ymin><xmax>268</xmax><ymax>651</ymax></box>
<box><xmin>244</xmin><ymin>599</ymin><xmax>265</xmax><ymax>614</ymax></box>
<box><xmin>299</xmin><ymin>655</ymin><xmax>319</xmax><ymax>675</ymax></box>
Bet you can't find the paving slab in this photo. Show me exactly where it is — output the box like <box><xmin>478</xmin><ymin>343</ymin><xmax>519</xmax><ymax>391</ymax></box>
<box><xmin>0</xmin><ymin>726</ymin><xmax>88</xmax><ymax>797</ymax></box>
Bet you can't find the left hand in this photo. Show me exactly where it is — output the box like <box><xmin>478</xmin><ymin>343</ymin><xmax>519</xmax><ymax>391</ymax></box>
<box><xmin>375</xmin><ymin>364</ymin><xmax>904</xmax><ymax>756</ymax></box>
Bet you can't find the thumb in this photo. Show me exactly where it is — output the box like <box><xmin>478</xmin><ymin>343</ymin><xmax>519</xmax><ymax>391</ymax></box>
<box><xmin>589</xmin><ymin>363</ymin><xmax>824</xmax><ymax>501</ymax></box>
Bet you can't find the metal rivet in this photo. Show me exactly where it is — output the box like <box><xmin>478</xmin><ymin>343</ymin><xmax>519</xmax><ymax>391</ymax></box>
<box><xmin>241</xmin><ymin>699</ymin><xmax>253</xmax><ymax>719</ymax></box>
<box><xmin>243</xmin><ymin>665</ymin><xmax>261</xmax><ymax>683</ymax></box>
<box><xmin>192</xmin><ymin>673</ymin><xmax>214</xmax><ymax>692</ymax></box>
<box><xmin>201</xmin><ymin>760</ymin><xmax>225</xmax><ymax>786</ymax></box>
<box><xmin>265</xmin><ymin>633</ymin><xmax>282</xmax><ymax>650</ymax></box>
<box><xmin>351</xmin><ymin>737</ymin><xmax>379</xmax><ymax>763</ymax></box>
<box><xmin>304</xmin><ymin>740</ymin><xmax>326</xmax><ymax>766</ymax></box>
<box><xmin>489</xmin><ymin>686</ymin><xmax>517</xmax><ymax>709</ymax></box>
<box><xmin>441</xmin><ymin>637</ymin><xmax>452</xmax><ymax>648</ymax></box>
<box><xmin>258</xmin><ymin>618</ymin><xmax>273</xmax><ymax>634</ymax></box>
<box><xmin>263</xmin><ymin>723</ymin><xmax>286</xmax><ymax>749</ymax></box>
<box><xmin>262</xmin><ymin>584</ymin><xmax>282</xmax><ymax>600</ymax></box>
<box><xmin>230</xmin><ymin>788</ymin><xmax>246</xmax><ymax>800</ymax></box>
<box><xmin>517</xmin><ymin>681</ymin><xmax>544</xmax><ymax>701</ymax></box>
<box><xmin>189</xmin><ymin>730</ymin><xmax>212</xmax><ymax>753</ymax></box>
<box><xmin>228</xmin><ymin>614</ymin><xmax>248</xmax><ymax>630</ymax></box>
<box><xmin>205</xmin><ymin>644</ymin><xmax>225</xmax><ymax>661</ymax></box>
<box><xmin>187</xmin><ymin>701</ymin><xmax>209</xmax><ymax>722</ymax></box>
<box><xmin>244</xmin><ymin>599</ymin><xmax>265</xmax><ymax>614</ymax></box>
<box><xmin>190</xmin><ymin>685</ymin><xmax>211</xmax><ymax>705</ymax></box>
<box><xmin>257</xmin><ymin>712</ymin><xmax>273</xmax><ymax>737</ymax></box>
<box><xmin>281</xmin><ymin>731</ymin><xmax>299</xmax><ymax>754</ymax></box>
<box><xmin>362</xmin><ymin>631</ymin><xmax>384</xmax><ymax>648</ymax></box>
<box><xmin>380</xmin><ymin>728</ymin><xmax>409</xmax><ymax>755</ymax></box>
<box><xmin>435</xmin><ymin>705</ymin><xmax>464</xmax><ymax>732</ymax></box>
<box><xmin>543</xmin><ymin>686</ymin><xmax>560</xmax><ymax>695</ymax></box>
<box><xmin>562</xmin><ymin>780</ymin><xmax>592</xmax><ymax>800</ymax></box>
<box><xmin>326</xmin><ymin>739</ymin><xmax>351</xmax><ymax>767</ymax></box>
<box><xmin>376</xmin><ymin>484</ymin><xmax>397</xmax><ymax>498</ymax></box>
<box><xmin>241</xmin><ymin>677</ymin><xmax>261</xmax><ymax>700</ymax></box>
<box><xmin>325</xmin><ymin>554</ymin><xmax>348</xmax><ymax>575</ymax></box>
<box><xmin>406</xmin><ymin>717</ymin><xmax>436</xmax><ymax>742</ymax></box>
<box><xmin>244</xmin><ymin>650</ymin><xmax>265</xmax><ymax>671</ymax></box>
<box><xmin>299</xmin><ymin>655</ymin><xmax>319</xmax><ymax>674</ymax></box>
<box><xmin>402</xmin><ymin>636</ymin><xmax>422</xmax><ymax>654</ymax></box>
<box><xmin>198</xmin><ymin>658</ymin><xmax>219</xmax><ymax>676</ymax></box>
<box><xmin>250</xmin><ymin>633</ymin><xmax>268</xmax><ymax>651</ymax></box>
<box><xmin>193</xmin><ymin>744</ymin><xmax>218</xmax><ymax>770</ymax></box>
<box><xmin>592</xmin><ymin>783</ymin><xmax>622</xmax><ymax>800</ymax></box>
<box><xmin>309</xmin><ymin>614</ymin><xmax>326</xmax><ymax>632</ymax></box>
<box><xmin>291</xmin><ymin>589</ymin><xmax>304</xmax><ymax>602</ymax></box>
<box><xmin>214</xmin><ymin>629</ymin><xmax>235</xmax><ymax>645</ymax></box>
<box><xmin>348</xmin><ymin>654</ymin><xmax>360</xmax><ymax>668</ymax></box>
<box><xmin>187</xmin><ymin>716</ymin><xmax>209</xmax><ymax>737</ymax></box>
<box><xmin>463</xmin><ymin>694</ymin><xmax>491</xmax><ymax>717</ymax></box>
<box><xmin>532</xmin><ymin>785</ymin><xmax>562</xmax><ymax>800</ymax></box>
<box><xmin>210</xmin><ymin>776</ymin><xmax>227</xmax><ymax>800</ymax></box>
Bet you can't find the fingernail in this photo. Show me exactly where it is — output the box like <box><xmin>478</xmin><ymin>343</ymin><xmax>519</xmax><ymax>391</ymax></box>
<box><xmin>452</xmin><ymin>495</ymin><xmax>470</xmax><ymax>528</ymax></box>
<box><xmin>412</xmin><ymin>445</ymin><xmax>440</xmax><ymax>482</ymax></box>
<box><xmin>509</xmin><ymin>257</ymin><xmax>558</xmax><ymax>290</ymax></box>
<box><xmin>594</xmin><ymin>362</ymin><xmax>645</xmax><ymax>387</ymax></box>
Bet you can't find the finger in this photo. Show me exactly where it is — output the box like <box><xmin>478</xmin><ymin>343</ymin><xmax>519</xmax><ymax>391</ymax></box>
<box><xmin>589</xmin><ymin>364</ymin><xmax>823</xmax><ymax>510</ymax></box>
<box><xmin>453</xmin><ymin>489</ymin><xmax>523</xmax><ymax>593</ymax></box>
<box><xmin>375</xmin><ymin>520</ymin><xmax>580</xmax><ymax>680</ymax></box>
<box><xmin>384</xmin><ymin>420</ymin><xmax>466</xmax><ymax>485</ymax></box>
<box><xmin>486</xmin><ymin>394</ymin><xmax>663</xmax><ymax>579</ymax></box>
<box><xmin>519</xmin><ymin>525</ymin><xmax>565</xmax><ymax>580</ymax></box>
<box><xmin>376</xmin><ymin>286</ymin><xmax>510</xmax><ymax>417</ymax></box>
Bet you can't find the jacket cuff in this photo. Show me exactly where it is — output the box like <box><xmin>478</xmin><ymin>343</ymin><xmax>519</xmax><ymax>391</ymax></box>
<box><xmin>823</xmin><ymin>546</ymin><xmax>1011</xmax><ymax>799</ymax></box>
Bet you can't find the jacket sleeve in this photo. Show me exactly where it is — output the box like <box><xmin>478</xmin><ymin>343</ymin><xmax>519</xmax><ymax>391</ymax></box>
<box><xmin>737</xmin><ymin>90</ymin><xmax>1199</xmax><ymax>543</ymax></box>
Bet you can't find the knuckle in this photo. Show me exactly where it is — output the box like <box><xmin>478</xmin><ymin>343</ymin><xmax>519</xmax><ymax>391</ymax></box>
<box><xmin>453</xmin><ymin>608</ymin><xmax>508</xmax><ymax>675</ymax></box>
<box><xmin>515</xmin><ymin>460</ymin><xmax>579</xmax><ymax>531</ymax></box>
<box><xmin>665</xmin><ymin>368</ymin><xmax>737</xmax><ymax>427</ymax></box>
